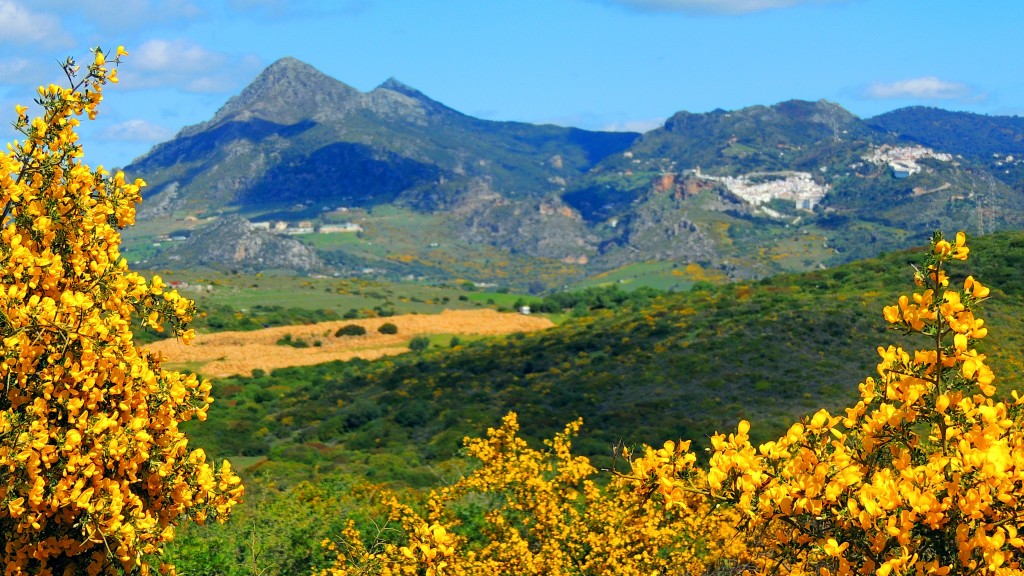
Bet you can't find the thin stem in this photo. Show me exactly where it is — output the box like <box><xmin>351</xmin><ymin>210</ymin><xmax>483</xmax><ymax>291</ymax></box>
<box><xmin>931</xmin><ymin>259</ymin><xmax>950</xmax><ymax>463</ymax></box>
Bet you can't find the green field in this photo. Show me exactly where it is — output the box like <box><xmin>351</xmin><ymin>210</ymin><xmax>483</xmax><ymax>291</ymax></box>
<box><xmin>142</xmin><ymin>269</ymin><xmax>496</xmax><ymax>316</ymax></box>
<box><xmin>297</xmin><ymin>231</ymin><xmax>364</xmax><ymax>250</ymax></box>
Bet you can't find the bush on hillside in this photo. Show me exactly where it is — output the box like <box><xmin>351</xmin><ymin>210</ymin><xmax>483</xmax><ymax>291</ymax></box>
<box><xmin>408</xmin><ymin>336</ymin><xmax>430</xmax><ymax>352</ymax></box>
<box><xmin>335</xmin><ymin>324</ymin><xmax>367</xmax><ymax>337</ymax></box>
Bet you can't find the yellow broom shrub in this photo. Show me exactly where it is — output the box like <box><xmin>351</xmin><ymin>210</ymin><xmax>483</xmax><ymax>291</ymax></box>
<box><xmin>321</xmin><ymin>231</ymin><xmax>1024</xmax><ymax>576</ymax></box>
<box><xmin>628</xmin><ymin>231</ymin><xmax>1024</xmax><ymax>575</ymax></box>
<box><xmin>318</xmin><ymin>413</ymin><xmax>751</xmax><ymax>575</ymax></box>
<box><xmin>0</xmin><ymin>48</ymin><xmax>242</xmax><ymax>575</ymax></box>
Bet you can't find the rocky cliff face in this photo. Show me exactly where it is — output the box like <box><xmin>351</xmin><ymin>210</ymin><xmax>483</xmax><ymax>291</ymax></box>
<box><xmin>160</xmin><ymin>216</ymin><xmax>323</xmax><ymax>273</ymax></box>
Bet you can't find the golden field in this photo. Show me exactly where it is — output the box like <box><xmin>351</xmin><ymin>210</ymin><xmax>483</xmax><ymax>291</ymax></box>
<box><xmin>145</xmin><ymin>309</ymin><xmax>554</xmax><ymax>377</ymax></box>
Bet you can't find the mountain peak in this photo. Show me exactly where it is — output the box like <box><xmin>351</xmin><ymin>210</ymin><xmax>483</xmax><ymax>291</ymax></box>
<box><xmin>372</xmin><ymin>77</ymin><xmax>457</xmax><ymax>118</ymax></box>
<box><xmin>247</xmin><ymin>56</ymin><xmax>304</xmax><ymax>77</ymax></box>
<box><xmin>264</xmin><ymin>56</ymin><xmax>308</xmax><ymax>72</ymax></box>
<box><xmin>202</xmin><ymin>57</ymin><xmax>362</xmax><ymax>128</ymax></box>
<box><xmin>373</xmin><ymin>77</ymin><xmax>428</xmax><ymax>103</ymax></box>
<box><xmin>377</xmin><ymin>77</ymin><xmax>415</xmax><ymax>94</ymax></box>
<box><xmin>771</xmin><ymin>99</ymin><xmax>857</xmax><ymax>120</ymax></box>
<box><xmin>661</xmin><ymin>98</ymin><xmax>868</xmax><ymax>145</ymax></box>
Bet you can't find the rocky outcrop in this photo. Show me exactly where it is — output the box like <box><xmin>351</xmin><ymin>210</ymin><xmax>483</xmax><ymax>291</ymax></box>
<box><xmin>161</xmin><ymin>216</ymin><xmax>323</xmax><ymax>273</ymax></box>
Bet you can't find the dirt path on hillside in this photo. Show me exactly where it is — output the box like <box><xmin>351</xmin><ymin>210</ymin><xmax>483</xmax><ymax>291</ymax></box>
<box><xmin>145</xmin><ymin>309</ymin><xmax>554</xmax><ymax>378</ymax></box>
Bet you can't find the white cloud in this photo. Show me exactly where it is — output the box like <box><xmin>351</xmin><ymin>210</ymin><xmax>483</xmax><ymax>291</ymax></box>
<box><xmin>603</xmin><ymin>118</ymin><xmax>664</xmax><ymax>133</ymax></box>
<box><xmin>532</xmin><ymin>111</ymin><xmax>664</xmax><ymax>133</ymax></box>
<box><xmin>599</xmin><ymin>0</ymin><xmax>850</xmax><ymax>14</ymax></box>
<box><xmin>133</xmin><ymin>38</ymin><xmax>223</xmax><ymax>73</ymax></box>
<box><xmin>99</xmin><ymin>119</ymin><xmax>174</xmax><ymax>142</ymax></box>
<box><xmin>116</xmin><ymin>39</ymin><xmax>258</xmax><ymax>93</ymax></box>
<box><xmin>183</xmin><ymin>74</ymin><xmax>239</xmax><ymax>93</ymax></box>
<box><xmin>0</xmin><ymin>1</ymin><xmax>71</xmax><ymax>46</ymax></box>
<box><xmin>0</xmin><ymin>57</ymin><xmax>32</xmax><ymax>78</ymax></box>
<box><xmin>865</xmin><ymin>76</ymin><xmax>976</xmax><ymax>101</ymax></box>
<box><xmin>34</xmin><ymin>0</ymin><xmax>202</xmax><ymax>30</ymax></box>
<box><xmin>0</xmin><ymin>55</ymin><xmax>72</xmax><ymax>90</ymax></box>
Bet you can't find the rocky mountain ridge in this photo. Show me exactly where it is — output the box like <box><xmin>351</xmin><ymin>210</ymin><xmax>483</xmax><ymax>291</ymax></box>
<box><xmin>125</xmin><ymin>57</ymin><xmax>1024</xmax><ymax>285</ymax></box>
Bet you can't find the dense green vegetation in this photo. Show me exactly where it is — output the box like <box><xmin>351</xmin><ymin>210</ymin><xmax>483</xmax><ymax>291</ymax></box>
<box><xmin>163</xmin><ymin>230</ymin><xmax>1024</xmax><ymax>574</ymax></box>
<box><xmin>134</xmin><ymin>303</ymin><xmax>343</xmax><ymax>345</ymax></box>
<box><xmin>183</xmin><ymin>231</ymin><xmax>1024</xmax><ymax>477</ymax></box>
<box><xmin>163</xmin><ymin>474</ymin><xmax>387</xmax><ymax>576</ymax></box>
<box><xmin>334</xmin><ymin>324</ymin><xmax>367</xmax><ymax>337</ymax></box>
<box><xmin>868</xmin><ymin>106</ymin><xmax>1024</xmax><ymax>191</ymax></box>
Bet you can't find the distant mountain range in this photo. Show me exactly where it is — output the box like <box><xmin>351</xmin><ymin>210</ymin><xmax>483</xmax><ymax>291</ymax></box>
<box><xmin>125</xmin><ymin>57</ymin><xmax>1024</xmax><ymax>287</ymax></box>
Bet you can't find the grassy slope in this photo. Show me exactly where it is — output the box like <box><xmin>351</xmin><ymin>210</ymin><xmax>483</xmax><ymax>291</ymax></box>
<box><xmin>181</xmin><ymin>231</ymin><xmax>1024</xmax><ymax>484</ymax></box>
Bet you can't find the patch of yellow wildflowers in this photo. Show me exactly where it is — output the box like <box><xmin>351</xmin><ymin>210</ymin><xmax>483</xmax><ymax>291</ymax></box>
<box><xmin>318</xmin><ymin>412</ymin><xmax>751</xmax><ymax>575</ymax></box>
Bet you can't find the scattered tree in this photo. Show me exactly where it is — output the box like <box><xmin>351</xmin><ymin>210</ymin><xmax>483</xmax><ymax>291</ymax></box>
<box><xmin>408</xmin><ymin>336</ymin><xmax>430</xmax><ymax>353</ymax></box>
<box><xmin>276</xmin><ymin>333</ymin><xmax>310</xmax><ymax>347</ymax></box>
<box><xmin>335</xmin><ymin>324</ymin><xmax>367</xmax><ymax>337</ymax></box>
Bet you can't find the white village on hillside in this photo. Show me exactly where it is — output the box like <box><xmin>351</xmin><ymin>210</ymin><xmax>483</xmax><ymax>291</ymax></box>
<box><xmin>250</xmin><ymin>220</ymin><xmax>364</xmax><ymax>235</ymax></box>
<box><xmin>687</xmin><ymin>144</ymin><xmax>955</xmax><ymax>216</ymax></box>
<box><xmin>692</xmin><ymin>168</ymin><xmax>829</xmax><ymax>211</ymax></box>
<box><xmin>862</xmin><ymin>144</ymin><xmax>953</xmax><ymax>178</ymax></box>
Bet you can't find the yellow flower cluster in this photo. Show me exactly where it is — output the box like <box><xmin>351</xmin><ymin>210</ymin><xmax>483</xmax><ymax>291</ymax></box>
<box><xmin>625</xmin><ymin>231</ymin><xmax>1024</xmax><ymax>575</ymax></box>
<box><xmin>318</xmin><ymin>413</ymin><xmax>751</xmax><ymax>575</ymax></box>
<box><xmin>0</xmin><ymin>48</ymin><xmax>241</xmax><ymax>575</ymax></box>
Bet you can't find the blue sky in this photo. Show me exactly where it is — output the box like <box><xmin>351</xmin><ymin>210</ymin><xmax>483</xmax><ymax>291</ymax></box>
<box><xmin>1</xmin><ymin>0</ymin><xmax>1021</xmax><ymax>168</ymax></box>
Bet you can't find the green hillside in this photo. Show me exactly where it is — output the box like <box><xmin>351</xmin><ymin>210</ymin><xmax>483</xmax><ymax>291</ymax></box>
<box><xmin>868</xmin><ymin>107</ymin><xmax>1024</xmax><ymax>191</ymax></box>
<box><xmin>159</xmin><ymin>230</ymin><xmax>1024</xmax><ymax>575</ymax></box>
<box><xmin>181</xmin><ymin>231</ymin><xmax>1024</xmax><ymax>485</ymax></box>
